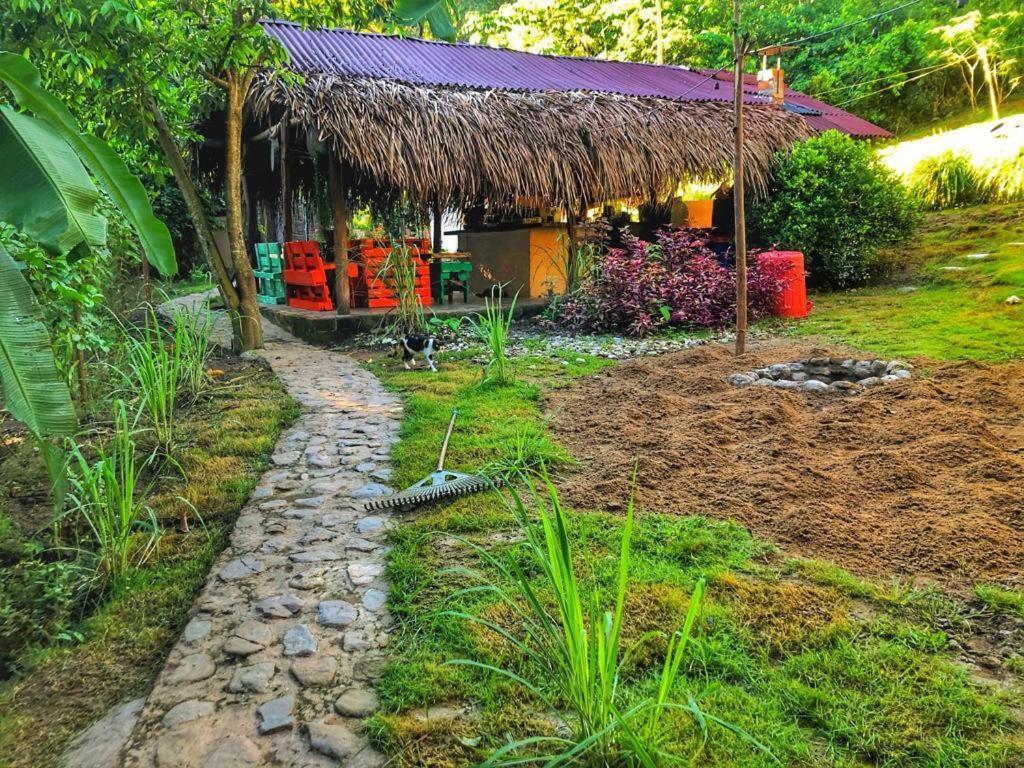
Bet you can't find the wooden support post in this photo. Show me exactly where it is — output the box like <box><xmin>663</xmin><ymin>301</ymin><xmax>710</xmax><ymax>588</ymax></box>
<box><xmin>431</xmin><ymin>198</ymin><xmax>442</xmax><ymax>253</ymax></box>
<box><xmin>732</xmin><ymin>0</ymin><xmax>748</xmax><ymax>356</ymax></box>
<box><xmin>565</xmin><ymin>208</ymin><xmax>579</xmax><ymax>293</ymax></box>
<box><xmin>281</xmin><ymin>118</ymin><xmax>293</xmax><ymax>243</ymax></box>
<box><xmin>328</xmin><ymin>154</ymin><xmax>351</xmax><ymax>315</ymax></box>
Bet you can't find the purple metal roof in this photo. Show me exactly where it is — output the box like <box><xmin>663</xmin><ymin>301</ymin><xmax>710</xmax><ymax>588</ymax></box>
<box><xmin>261</xmin><ymin>21</ymin><xmax>891</xmax><ymax>138</ymax></box>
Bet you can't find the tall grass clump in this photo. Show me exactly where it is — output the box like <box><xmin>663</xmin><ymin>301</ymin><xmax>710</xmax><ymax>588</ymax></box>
<box><xmin>449</xmin><ymin>475</ymin><xmax>766</xmax><ymax>765</ymax></box>
<box><xmin>170</xmin><ymin>302</ymin><xmax>213</xmax><ymax>400</ymax></box>
<box><xmin>909</xmin><ymin>152</ymin><xmax>993</xmax><ymax>209</ymax></box>
<box><xmin>984</xmin><ymin>149</ymin><xmax>1024</xmax><ymax>203</ymax></box>
<box><xmin>65</xmin><ymin>400</ymin><xmax>160</xmax><ymax>584</ymax></box>
<box><xmin>380</xmin><ymin>245</ymin><xmax>426</xmax><ymax>335</ymax></box>
<box><xmin>466</xmin><ymin>287</ymin><xmax>517</xmax><ymax>385</ymax></box>
<box><xmin>123</xmin><ymin>308</ymin><xmax>181</xmax><ymax>451</ymax></box>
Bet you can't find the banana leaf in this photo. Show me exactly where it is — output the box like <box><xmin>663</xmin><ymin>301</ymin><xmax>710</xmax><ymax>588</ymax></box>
<box><xmin>394</xmin><ymin>0</ymin><xmax>456</xmax><ymax>40</ymax></box>
<box><xmin>0</xmin><ymin>53</ymin><xmax>177</xmax><ymax>275</ymax></box>
<box><xmin>0</xmin><ymin>106</ymin><xmax>106</xmax><ymax>257</ymax></box>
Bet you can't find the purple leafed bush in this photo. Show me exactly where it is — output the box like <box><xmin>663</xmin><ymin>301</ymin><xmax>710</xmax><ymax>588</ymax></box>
<box><xmin>558</xmin><ymin>228</ymin><xmax>790</xmax><ymax>336</ymax></box>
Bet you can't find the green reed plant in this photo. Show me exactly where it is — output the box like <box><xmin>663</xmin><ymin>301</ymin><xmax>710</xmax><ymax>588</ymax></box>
<box><xmin>380</xmin><ymin>244</ymin><xmax>426</xmax><ymax>335</ymax></box>
<box><xmin>170</xmin><ymin>302</ymin><xmax>213</xmax><ymax>400</ymax></box>
<box><xmin>65</xmin><ymin>400</ymin><xmax>160</xmax><ymax>584</ymax></box>
<box><xmin>123</xmin><ymin>307</ymin><xmax>181</xmax><ymax>452</ymax></box>
<box><xmin>466</xmin><ymin>287</ymin><xmax>517</xmax><ymax>385</ymax></box>
<box><xmin>448</xmin><ymin>473</ymin><xmax>763</xmax><ymax>766</ymax></box>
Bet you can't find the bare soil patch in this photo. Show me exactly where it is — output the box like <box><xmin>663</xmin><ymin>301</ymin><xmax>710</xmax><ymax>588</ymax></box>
<box><xmin>549</xmin><ymin>339</ymin><xmax>1024</xmax><ymax>585</ymax></box>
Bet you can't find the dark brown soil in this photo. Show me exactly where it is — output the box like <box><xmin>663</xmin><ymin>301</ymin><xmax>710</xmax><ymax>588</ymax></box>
<box><xmin>549</xmin><ymin>339</ymin><xmax>1024</xmax><ymax>586</ymax></box>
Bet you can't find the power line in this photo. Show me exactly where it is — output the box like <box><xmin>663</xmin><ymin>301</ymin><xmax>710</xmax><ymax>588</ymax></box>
<box><xmin>753</xmin><ymin>0</ymin><xmax>929</xmax><ymax>54</ymax></box>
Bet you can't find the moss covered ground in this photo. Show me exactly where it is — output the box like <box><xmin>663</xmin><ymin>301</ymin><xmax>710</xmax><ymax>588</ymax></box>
<box><xmin>0</xmin><ymin>360</ymin><xmax>297</xmax><ymax>767</ymax></box>
<box><xmin>365</xmin><ymin>351</ymin><xmax>1023</xmax><ymax>767</ymax></box>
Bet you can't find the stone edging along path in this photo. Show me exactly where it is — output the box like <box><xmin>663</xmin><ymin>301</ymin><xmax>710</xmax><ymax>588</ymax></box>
<box><xmin>119</xmin><ymin>331</ymin><xmax>402</xmax><ymax>767</ymax></box>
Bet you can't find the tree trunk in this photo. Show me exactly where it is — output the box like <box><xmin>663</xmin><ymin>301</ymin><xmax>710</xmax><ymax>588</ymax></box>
<box><xmin>225</xmin><ymin>70</ymin><xmax>263</xmax><ymax>350</ymax></box>
<box><xmin>146</xmin><ymin>91</ymin><xmax>240</xmax><ymax>316</ymax></box>
<box><xmin>978</xmin><ymin>44</ymin><xmax>999</xmax><ymax>121</ymax></box>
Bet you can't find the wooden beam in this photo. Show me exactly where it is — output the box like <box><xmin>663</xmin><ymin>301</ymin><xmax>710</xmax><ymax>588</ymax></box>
<box><xmin>732</xmin><ymin>0</ymin><xmax>748</xmax><ymax>356</ymax></box>
<box><xmin>281</xmin><ymin>118</ymin><xmax>293</xmax><ymax>243</ymax></box>
<box><xmin>565</xmin><ymin>208</ymin><xmax>579</xmax><ymax>292</ymax></box>
<box><xmin>328</xmin><ymin>154</ymin><xmax>351</xmax><ymax>315</ymax></box>
<box><xmin>431</xmin><ymin>198</ymin><xmax>442</xmax><ymax>253</ymax></box>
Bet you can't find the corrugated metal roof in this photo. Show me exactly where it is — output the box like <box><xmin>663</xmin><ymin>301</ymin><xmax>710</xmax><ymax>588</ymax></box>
<box><xmin>261</xmin><ymin>21</ymin><xmax>891</xmax><ymax>138</ymax></box>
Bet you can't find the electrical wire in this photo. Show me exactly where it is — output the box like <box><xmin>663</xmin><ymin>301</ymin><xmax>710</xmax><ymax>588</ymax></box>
<box><xmin>753</xmin><ymin>0</ymin><xmax>929</xmax><ymax>54</ymax></box>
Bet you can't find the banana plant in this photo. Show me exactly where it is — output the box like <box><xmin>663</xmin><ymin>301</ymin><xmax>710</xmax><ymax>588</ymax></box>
<box><xmin>0</xmin><ymin>52</ymin><xmax>176</xmax><ymax>500</ymax></box>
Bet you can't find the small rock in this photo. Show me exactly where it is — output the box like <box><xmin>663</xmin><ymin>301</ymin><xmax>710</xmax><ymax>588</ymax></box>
<box><xmin>224</xmin><ymin>621</ymin><xmax>272</xmax><ymax>656</ymax></box>
<box><xmin>860</xmin><ymin>376</ymin><xmax>881</xmax><ymax>388</ymax></box>
<box><xmin>348</xmin><ymin>563</ymin><xmax>384</xmax><ymax>586</ymax></box>
<box><xmin>295</xmin><ymin>496</ymin><xmax>325</xmax><ymax>509</ymax></box>
<box><xmin>197</xmin><ymin>735</ymin><xmax>262</xmax><ymax>767</ymax></box>
<box><xmin>342</xmin><ymin>631</ymin><xmax>373</xmax><ymax>652</ymax></box>
<box><xmin>352</xmin><ymin>483</ymin><xmax>393</xmax><ymax>500</ymax></box>
<box><xmin>288</xmin><ymin>572</ymin><xmax>325</xmax><ymax>591</ymax></box>
<box><xmin>300</xmin><ymin>527</ymin><xmax>336</xmax><ymax>545</ymax></box>
<box><xmin>283</xmin><ymin>507</ymin><xmax>318</xmax><ymax>520</ymax></box>
<box><xmin>893</xmin><ymin>368</ymin><xmax>912</xmax><ymax>380</ymax></box>
<box><xmin>259</xmin><ymin>536</ymin><xmax>289</xmax><ymax>554</ymax></box>
<box><xmin>257</xmin><ymin>695</ymin><xmax>294</xmax><ymax>735</ymax></box>
<box><xmin>167</xmin><ymin>653</ymin><xmax>216</xmax><ymax>684</ymax></box>
<box><xmin>289</xmin><ymin>549</ymin><xmax>343</xmax><ymax>563</ymax></box>
<box><xmin>256</xmin><ymin>593</ymin><xmax>303</xmax><ymax>619</ymax></box>
<box><xmin>283</xmin><ymin>624</ymin><xmax>317</xmax><ymax>657</ymax></box>
<box><xmin>355</xmin><ymin>517</ymin><xmax>385</xmax><ymax>535</ymax></box>
<box><xmin>271</xmin><ymin>451</ymin><xmax>300</xmax><ymax>466</ymax></box>
<box><xmin>355</xmin><ymin>462</ymin><xmax>377</xmax><ymax>473</ymax></box>
<box><xmin>335</xmin><ymin>688</ymin><xmax>380</xmax><ymax>718</ymax></box>
<box><xmin>318</xmin><ymin>600</ymin><xmax>358</xmax><ymax>628</ymax></box>
<box><xmin>290</xmin><ymin>656</ymin><xmax>338</xmax><ymax>687</ymax></box>
<box><xmin>801</xmin><ymin>380</ymin><xmax>829</xmax><ymax>392</ymax></box>
<box><xmin>228</xmin><ymin>662</ymin><xmax>276</xmax><ymax>693</ymax></box>
<box><xmin>362</xmin><ymin>589</ymin><xmax>387</xmax><ymax>612</ymax></box>
<box><xmin>1005</xmin><ymin>295</ymin><xmax>1022</xmax><ymax>305</ymax></box>
<box><xmin>306</xmin><ymin>721</ymin><xmax>358</xmax><ymax>760</ymax></box>
<box><xmin>218</xmin><ymin>555</ymin><xmax>263</xmax><ymax>582</ymax></box>
<box><xmin>881</xmin><ymin>374</ymin><xmax>901</xmax><ymax>383</ymax></box>
<box><xmin>183</xmin><ymin>618</ymin><xmax>212</xmax><ymax>645</ymax></box>
<box><xmin>726</xmin><ymin>373</ymin><xmax>755</xmax><ymax>387</ymax></box>
<box><xmin>163</xmin><ymin>699</ymin><xmax>214</xmax><ymax>728</ymax></box>
<box><xmin>346</xmin><ymin>537</ymin><xmax>379</xmax><ymax>552</ymax></box>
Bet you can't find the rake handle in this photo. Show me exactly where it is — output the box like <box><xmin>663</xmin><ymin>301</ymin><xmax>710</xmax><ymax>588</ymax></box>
<box><xmin>437</xmin><ymin>409</ymin><xmax>458</xmax><ymax>471</ymax></box>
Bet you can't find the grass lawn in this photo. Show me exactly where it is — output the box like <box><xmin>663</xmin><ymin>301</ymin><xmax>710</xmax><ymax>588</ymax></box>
<box><xmin>792</xmin><ymin>203</ymin><xmax>1024</xmax><ymax>360</ymax></box>
<box><xmin>0</xmin><ymin>361</ymin><xmax>297</xmax><ymax>768</ymax></box>
<box><xmin>365</xmin><ymin>350</ymin><xmax>1023</xmax><ymax>767</ymax></box>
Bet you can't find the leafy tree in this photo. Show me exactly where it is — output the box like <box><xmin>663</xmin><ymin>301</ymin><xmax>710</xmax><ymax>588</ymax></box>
<box><xmin>0</xmin><ymin>53</ymin><xmax>175</xmax><ymax>491</ymax></box>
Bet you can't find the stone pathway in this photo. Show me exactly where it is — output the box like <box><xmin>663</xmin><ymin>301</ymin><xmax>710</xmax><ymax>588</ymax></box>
<box><xmin>118</xmin><ymin>310</ymin><xmax>402</xmax><ymax>767</ymax></box>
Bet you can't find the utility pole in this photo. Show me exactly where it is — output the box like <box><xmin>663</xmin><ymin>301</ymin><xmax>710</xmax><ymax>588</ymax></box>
<box><xmin>732</xmin><ymin>0</ymin><xmax>748</xmax><ymax>356</ymax></box>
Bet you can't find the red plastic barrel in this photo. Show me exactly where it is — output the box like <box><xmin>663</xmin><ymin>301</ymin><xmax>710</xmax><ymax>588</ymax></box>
<box><xmin>758</xmin><ymin>250</ymin><xmax>812</xmax><ymax>318</ymax></box>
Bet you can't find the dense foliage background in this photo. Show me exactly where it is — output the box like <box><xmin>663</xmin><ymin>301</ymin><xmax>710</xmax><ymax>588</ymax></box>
<box><xmin>462</xmin><ymin>0</ymin><xmax>1022</xmax><ymax>133</ymax></box>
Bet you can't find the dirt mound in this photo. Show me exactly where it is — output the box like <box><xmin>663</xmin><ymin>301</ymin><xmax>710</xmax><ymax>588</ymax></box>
<box><xmin>549</xmin><ymin>340</ymin><xmax>1024</xmax><ymax>585</ymax></box>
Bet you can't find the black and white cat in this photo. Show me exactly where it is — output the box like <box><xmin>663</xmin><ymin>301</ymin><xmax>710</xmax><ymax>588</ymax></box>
<box><xmin>400</xmin><ymin>334</ymin><xmax>439</xmax><ymax>372</ymax></box>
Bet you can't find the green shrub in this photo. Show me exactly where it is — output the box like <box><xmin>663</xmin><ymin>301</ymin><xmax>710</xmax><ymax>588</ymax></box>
<box><xmin>751</xmin><ymin>130</ymin><xmax>920</xmax><ymax>289</ymax></box>
<box><xmin>909</xmin><ymin>152</ymin><xmax>993</xmax><ymax>209</ymax></box>
<box><xmin>0</xmin><ymin>554</ymin><xmax>91</xmax><ymax>674</ymax></box>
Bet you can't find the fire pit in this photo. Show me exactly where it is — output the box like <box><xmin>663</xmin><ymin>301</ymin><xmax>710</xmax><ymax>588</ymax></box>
<box><xmin>727</xmin><ymin>357</ymin><xmax>912</xmax><ymax>393</ymax></box>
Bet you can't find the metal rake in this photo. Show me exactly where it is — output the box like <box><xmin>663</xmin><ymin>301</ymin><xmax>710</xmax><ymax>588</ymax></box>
<box><xmin>365</xmin><ymin>409</ymin><xmax>493</xmax><ymax>511</ymax></box>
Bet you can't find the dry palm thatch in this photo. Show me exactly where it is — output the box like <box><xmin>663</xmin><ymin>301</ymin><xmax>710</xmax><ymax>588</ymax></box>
<box><xmin>251</xmin><ymin>72</ymin><xmax>811</xmax><ymax>210</ymax></box>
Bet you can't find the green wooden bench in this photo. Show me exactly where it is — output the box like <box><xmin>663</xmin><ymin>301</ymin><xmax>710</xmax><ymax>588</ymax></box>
<box><xmin>429</xmin><ymin>258</ymin><xmax>471</xmax><ymax>304</ymax></box>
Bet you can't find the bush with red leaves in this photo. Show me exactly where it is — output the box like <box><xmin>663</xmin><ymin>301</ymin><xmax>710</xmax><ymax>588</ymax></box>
<box><xmin>558</xmin><ymin>228</ymin><xmax>790</xmax><ymax>336</ymax></box>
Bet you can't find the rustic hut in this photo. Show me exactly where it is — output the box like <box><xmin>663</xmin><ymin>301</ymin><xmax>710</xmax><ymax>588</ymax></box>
<box><xmin>241</xmin><ymin>21</ymin><xmax>889</xmax><ymax>309</ymax></box>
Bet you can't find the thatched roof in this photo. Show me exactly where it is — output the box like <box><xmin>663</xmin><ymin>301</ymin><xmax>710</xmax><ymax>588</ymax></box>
<box><xmin>250</xmin><ymin>23</ymin><xmax>823</xmax><ymax>209</ymax></box>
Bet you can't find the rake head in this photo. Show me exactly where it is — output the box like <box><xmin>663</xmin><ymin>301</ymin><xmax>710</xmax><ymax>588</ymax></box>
<box><xmin>364</xmin><ymin>470</ymin><xmax>494</xmax><ymax>511</ymax></box>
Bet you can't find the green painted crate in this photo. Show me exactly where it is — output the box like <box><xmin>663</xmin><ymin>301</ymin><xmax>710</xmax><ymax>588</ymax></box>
<box><xmin>254</xmin><ymin>242</ymin><xmax>283</xmax><ymax>275</ymax></box>
<box><xmin>255</xmin><ymin>271</ymin><xmax>286</xmax><ymax>304</ymax></box>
